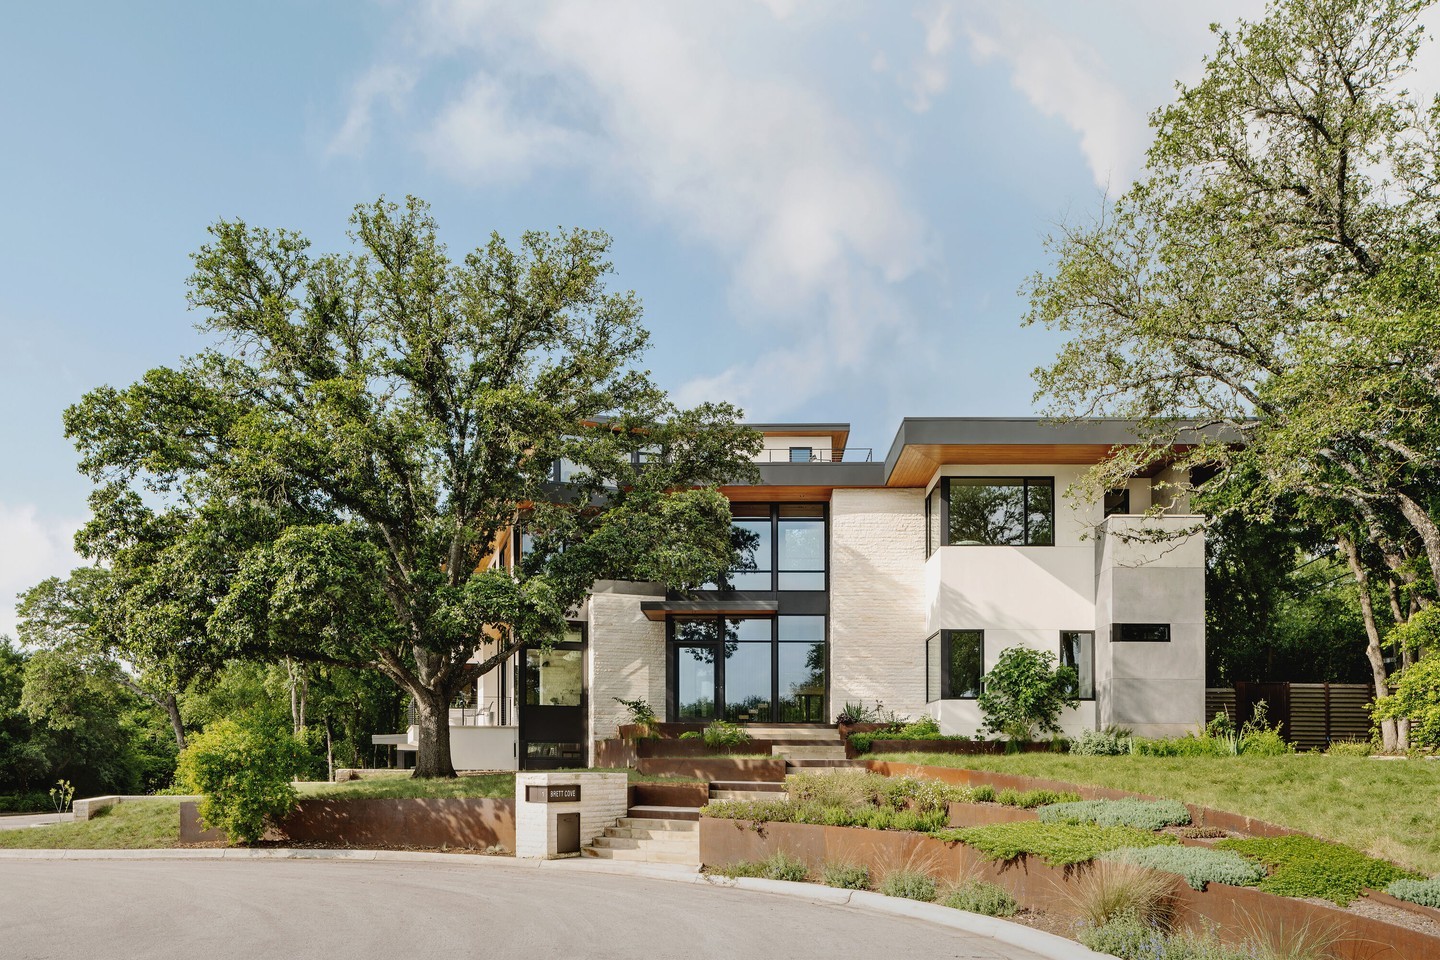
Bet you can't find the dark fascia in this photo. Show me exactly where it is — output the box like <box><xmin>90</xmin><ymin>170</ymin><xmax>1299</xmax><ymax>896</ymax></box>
<box><xmin>752</xmin><ymin>460</ymin><xmax>887</xmax><ymax>487</ymax></box>
<box><xmin>880</xmin><ymin>417</ymin><xmax>1237</xmax><ymax>485</ymax></box>
<box><xmin>742</xmin><ymin>422</ymin><xmax>852</xmax><ymax>433</ymax></box>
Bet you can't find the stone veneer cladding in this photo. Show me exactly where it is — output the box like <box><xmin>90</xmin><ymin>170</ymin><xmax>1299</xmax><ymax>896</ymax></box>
<box><xmin>514</xmin><ymin>771</ymin><xmax>627</xmax><ymax>858</ymax></box>
<box><xmin>829</xmin><ymin>488</ymin><xmax>927</xmax><ymax>720</ymax></box>
<box><xmin>587</xmin><ymin>581</ymin><xmax>666</xmax><ymax>761</ymax></box>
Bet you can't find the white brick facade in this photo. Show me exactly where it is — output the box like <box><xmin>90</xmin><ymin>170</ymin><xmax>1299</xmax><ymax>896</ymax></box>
<box><xmin>587</xmin><ymin>581</ymin><xmax>666</xmax><ymax>758</ymax></box>
<box><xmin>829</xmin><ymin>488</ymin><xmax>928</xmax><ymax>720</ymax></box>
<box><xmin>515</xmin><ymin>771</ymin><xmax>627</xmax><ymax>858</ymax></box>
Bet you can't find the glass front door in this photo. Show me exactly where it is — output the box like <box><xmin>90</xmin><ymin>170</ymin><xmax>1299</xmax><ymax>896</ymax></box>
<box><xmin>669</xmin><ymin>616</ymin><xmax>826</xmax><ymax>722</ymax></box>
<box><xmin>519</xmin><ymin>623</ymin><xmax>587</xmax><ymax>768</ymax></box>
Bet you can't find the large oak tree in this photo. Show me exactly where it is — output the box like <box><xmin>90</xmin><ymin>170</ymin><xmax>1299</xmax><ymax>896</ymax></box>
<box><xmin>66</xmin><ymin>198</ymin><xmax>760</xmax><ymax>777</ymax></box>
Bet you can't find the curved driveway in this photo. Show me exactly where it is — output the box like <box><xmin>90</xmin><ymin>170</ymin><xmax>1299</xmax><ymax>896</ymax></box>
<box><xmin>0</xmin><ymin>858</ymin><xmax>1050</xmax><ymax>959</ymax></box>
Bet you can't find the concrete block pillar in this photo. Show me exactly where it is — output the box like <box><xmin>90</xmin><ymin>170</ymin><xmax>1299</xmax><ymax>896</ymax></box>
<box><xmin>514</xmin><ymin>771</ymin><xmax>628</xmax><ymax>859</ymax></box>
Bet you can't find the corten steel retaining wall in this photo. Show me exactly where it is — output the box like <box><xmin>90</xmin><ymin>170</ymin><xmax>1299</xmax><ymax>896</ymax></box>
<box><xmin>629</xmin><ymin>782</ymin><xmax>710</xmax><ymax>808</ymax></box>
<box><xmin>636</xmin><ymin>757</ymin><xmax>788</xmax><ymax>782</ymax></box>
<box><xmin>593</xmin><ymin>738</ymin><xmax>638</xmax><ymax>769</ymax></box>
<box><xmin>869</xmin><ymin>761</ymin><xmax>1299</xmax><ymax>839</ymax></box>
<box><xmin>180</xmin><ymin>798</ymin><xmax>517</xmax><ymax>851</ymax></box>
<box><xmin>698</xmin><ymin>818</ymin><xmax>1440</xmax><ymax>960</ymax></box>
<box><xmin>850</xmin><ymin>740</ymin><xmax>1060</xmax><ymax>759</ymax></box>
<box><xmin>635</xmin><ymin>739</ymin><xmax>780</xmax><ymax>758</ymax></box>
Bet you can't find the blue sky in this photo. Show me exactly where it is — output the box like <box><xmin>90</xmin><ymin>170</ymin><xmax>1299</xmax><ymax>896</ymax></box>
<box><xmin>0</xmin><ymin>0</ymin><xmax>1296</xmax><ymax>632</ymax></box>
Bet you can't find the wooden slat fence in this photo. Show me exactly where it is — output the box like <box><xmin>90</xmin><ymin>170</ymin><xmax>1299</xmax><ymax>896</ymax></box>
<box><xmin>1204</xmin><ymin>683</ymin><xmax>1373</xmax><ymax>750</ymax></box>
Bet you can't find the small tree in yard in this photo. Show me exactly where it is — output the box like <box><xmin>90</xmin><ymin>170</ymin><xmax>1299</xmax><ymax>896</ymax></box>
<box><xmin>1373</xmin><ymin>652</ymin><xmax>1440</xmax><ymax>751</ymax></box>
<box><xmin>977</xmin><ymin>648</ymin><xmax>1079</xmax><ymax>742</ymax></box>
<box><xmin>177</xmin><ymin>717</ymin><xmax>309</xmax><ymax>845</ymax></box>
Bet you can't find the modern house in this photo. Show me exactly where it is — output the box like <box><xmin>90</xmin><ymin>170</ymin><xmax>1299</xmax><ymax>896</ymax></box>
<box><xmin>378</xmin><ymin>418</ymin><xmax>1207</xmax><ymax>769</ymax></box>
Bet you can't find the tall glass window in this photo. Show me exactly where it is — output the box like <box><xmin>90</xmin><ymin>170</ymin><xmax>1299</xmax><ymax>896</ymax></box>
<box><xmin>669</xmin><ymin>615</ymin><xmax>826</xmax><ymax>722</ymax></box>
<box><xmin>524</xmin><ymin>648</ymin><xmax>583</xmax><ymax>707</ymax></box>
<box><xmin>721</xmin><ymin>504</ymin><xmax>826</xmax><ymax>591</ymax></box>
<box><xmin>777</xmin><ymin>504</ymin><xmax>825</xmax><ymax>590</ymax></box>
<box><xmin>945</xmin><ymin>478</ymin><xmax>1054</xmax><ymax>546</ymax></box>
<box><xmin>778</xmin><ymin>615</ymin><xmax>825</xmax><ymax>722</ymax></box>
<box><xmin>1060</xmin><ymin>631</ymin><xmax>1094</xmax><ymax>699</ymax></box>
<box><xmin>728</xmin><ymin>504</ymin><xmax>773</xmax><ymax>590</ymax></box>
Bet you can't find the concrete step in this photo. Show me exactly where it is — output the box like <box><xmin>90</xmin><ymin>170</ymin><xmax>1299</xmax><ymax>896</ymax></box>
<box><xmin>603</xmin><ymin>825</ymin><xmax>700</xmax><ymax>841</ymax></box>
<box><xmin>618</xmin><ymin>815</ymin><xmax>699</xmax><ymax>831</ymax></box>
<box><xmin>709</xmin><ymin>780</ymin><xmax>785</xmax><ymax>793</ymax></box>
<box><xmin>581</xmin><ymin>846</ymin><xmax>698</xmax><ymax>865</ymax></box>
<box><xmin>592</xmin><ymin>835</ymin><xmax>699</xmax><ymax>853</ymax></box>
<box><xmin>773</xmin><ymin>745</ymin><xmax>848</xmax><ymax>760</ymax></box>
<box><xmin>709</xmin><ymin>789</ymin><xmax>781</xmax><ymax>802</ymax></box>
<box><xmin>785</xmin><ymin>758</ymin><xmax>869</xmax><ymax>769</ymax></box>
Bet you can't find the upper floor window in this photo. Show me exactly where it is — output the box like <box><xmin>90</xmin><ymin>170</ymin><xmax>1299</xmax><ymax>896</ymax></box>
<box><xmin>943</xmin><ymin>477</ymin><xmax>1054</xmax><ymax>546</ymax></box>
<box><xmin>789</xmin><ymin>446</ymin><xmax>813</xmax><ymax>463</ymax></box>
<box><xmin>1103</xmin><ymin>488</ymin><xmax>1131</xmax><ymax>517</ymax></box>
<box><xmin>718</xmin><ymin>503</ymin><xmax>826</xmax><ymax>591</ymax></box>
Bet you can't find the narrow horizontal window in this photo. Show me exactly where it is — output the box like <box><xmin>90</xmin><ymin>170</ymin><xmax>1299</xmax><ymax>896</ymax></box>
<box><xmin>1113</xmin><ymin>623</ymin><xmax>1170</xmax><ymax>643</ymax></box>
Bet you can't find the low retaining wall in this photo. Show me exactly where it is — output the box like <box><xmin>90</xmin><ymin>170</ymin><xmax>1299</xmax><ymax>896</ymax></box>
<box><xmin>698</xmin><ymin>818</ymin><xmax>1439</xmax><ymax>960</ymax></box>
<box><xmin>868</xmin><ymin>761</ymin><xmax>1299</xmax><ymax>839</ymax></box>
<box><xmin>180</xmin><ymin>798</ymin><xmax>517</xmax><ymax>852</ymax></box>
<box><xmin>945</xmin><ymin>802</ymin><xmax>1037</xmax><ymax>827</ymax></box>
<box><xmin>852</xmin><ymin>740</ymin><xmax>1058</xmax><ymax>759</ymax></box>
<box><xmin>636</xmin><ymin>757</ymin><xmax>787</xmax><ymax>782</ymax></box>
<box><xmin>74</xmin><ymin>794</ymin><xmax>200</xmax><ymax>821</ymax></box>
<box><xmin>630</xmin><ymin>782</ymin><xmax>709</xmax><ymax>808</ymax></box>
<box><xmin>635</xmin><ymin>739</ymin><xmax>778</xmax><ymax>758</ymax></box>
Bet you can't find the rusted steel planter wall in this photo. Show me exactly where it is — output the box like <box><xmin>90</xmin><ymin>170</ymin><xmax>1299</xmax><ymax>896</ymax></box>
<box><xmin>180</xmin><ymin>798</ymin><xmax>517</xmax><ymax>852</ymax></box>
<box><xmin>945</xmin><ymin>802</ymin><xmax>1038</xmax><ymax>827</ymax></box>
<box><xmin>629</xmin><ymin>782</ymin><xmax>710</xmax><ymax>808</ymax></box>
<box><xmin>635</xmin><ymin>739</ymin><xmax>778</xmax><ymax>758</ymax></box>
<box><xmin>593</xmin><ymin>738</ymin><xmax>638</xmax><ymax>769</ymax></box>
<box><xmin>851</xmin><ymin>740</ymin><xmax>1057</xmax><ymax>759</ymax></box>
<box><xmin>868</xmin><ymin>761</ymin><xmax>1297</xmax><ymax>839</ymax></box>
<box><xmin>698</xmin><ymin>818</ymin><xmax>1439</xmax><ymax>960</ymax></box>
<box><xmin>636</xmin><ymin>757</ymin><xmax>787</xmax><ymax>782</ymax></box>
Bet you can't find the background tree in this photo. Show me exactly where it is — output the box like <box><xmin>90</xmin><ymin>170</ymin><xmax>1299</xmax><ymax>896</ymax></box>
<box><xmin>66</xmin><ymin>197</ymin><xmax>760</xmax><ymax>777</ymax></box>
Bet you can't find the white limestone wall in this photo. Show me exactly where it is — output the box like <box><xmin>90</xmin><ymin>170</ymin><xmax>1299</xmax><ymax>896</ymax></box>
<box><xmin>829</xmin><ymin>488</ymin><xmax>928</xmax><ymax>720</ymax></box>
<box><xmin>1096</xmin><ymin>515</ymin><xmax>1206</xmax><ymax>736</ymax></box>
<box><xmin>587</xmin><ymin>581</ymin><xmax>666</xmax><ymax>758</ymax></box>
<box><xmin>514</xmin><ymin>771</ymin><xmax>628</xmax><ymax>859</ymax></box>
<box><xmin>934</xmin><ymin>700</ymin><xmax>1097</xmax><ymax>740</ymax></box>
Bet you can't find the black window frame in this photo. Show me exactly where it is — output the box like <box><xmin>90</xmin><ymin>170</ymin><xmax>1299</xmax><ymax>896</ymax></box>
<box><xmin>1059</xmin><ymin>630</ymin><xmax>1095</xmax><ymax>700</ymax></box>
<box><xmin>938</xmin><ymin>477</ymin><xmax>1056</xmax><ymax>547</ymax></box>
<box><xmin>924</xmin><ymin>629</ymin><xmax>985</xmax><ymax>702</ymax></box>
<box><xmin>1103</xmin><ymin>487</ymin><xmax>1131</xmax><ymax>518</ymax></box>
<box><xmin>720</xmin><ymin>502</ymin><xmax>828</xmax><ymax>593</ymax></box>
<box><xmin>666</xmin><ymin>614</ymin><xmax>828</xmax><ymax>722</ymax></box>
<box><xmin>1113</xmin><ymin>623</ymin><xmax>1171</xmax><ymax>643</ymax></box>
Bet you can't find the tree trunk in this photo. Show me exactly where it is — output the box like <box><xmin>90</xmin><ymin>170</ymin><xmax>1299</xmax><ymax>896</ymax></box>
<box><xmin>411</xmin><ymin>690</ymin><xmax>457</xmax><ymax>779</ymax></box>
<box><xmin>164</xmin><ymin>693</ymin><xmax>187</xmax><ymax>752</ymax></box>
<box><xmin>1396</xmin><ymin>491</ymin><xmax>1440</xmax><ymax>590</ymax></box>
<box><xmin>1338</xmin><ymin>534</ymin><xmax>1397</xmax><ymax>752</ymax></box>
<box><xmin>325</xmin><ymin>719</ymin><xmax>335</xmax><ymax>782</ymax></box>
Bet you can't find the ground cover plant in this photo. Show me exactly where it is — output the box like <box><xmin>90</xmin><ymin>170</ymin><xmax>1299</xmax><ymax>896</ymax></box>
<box><xmin>932</xmin><ymin>822</ymin><xmax>1178</xmax><ymax>867</ymax></box>
<box><xmin>1038</xmin><ymin>798</ymin><xmax>1191</xmax><ymax>830</ymax></box>
<box><xmin>869</xmin><ymin>752</ymin><xmax>1440</xmax><ymax>873</ymax></box>
<box><xmin>1098</xmin><ymin>845</ymin><xmax>1267</xmax><ymax>891</ymax></box>
<box><xmin>1386</xmin><ymin>876</ymin><xmax>1440</xmax><ymax>908</ymax></box>
<box><xmin>1216</xmin><ymin>834</ymin><xmax>1416</xmax><ymax>905</ymax></box>
<box><xmin>706</xmin><ymin>850</ymin><xmax>809</xmax><ymax>882</ymax></box>
<box><xmin>1078</xmin><ymin>917</ymin><xmax>1263</xmax><ymax>960</ymax></box>
<box><xmin>702</xmin><ymin>720</ymin><xmax>751</xmax><ymax>748</ymax></box>
<box><xmin>942</xmin><ymin>880</ymin><xmax>1017</xmax><ymax>916</ymax></box>
<box><xmin>0</xmin><ymin>800</ymin><xmax>181</xmax><ymax>850</ymax></box>
<box><xmin>820</xmin><ymin>860</ymin><xmax>871</xmax><ymax>890</ymax></box>
<box><xmin>846</xmin><ymin>717</ymin><xmax>979</xmax><ymax>753</ymax></box>
<box><xmin>877</xmin><ymin>868</ymin><xmax>937</xmax><ymax>901</ymax></box>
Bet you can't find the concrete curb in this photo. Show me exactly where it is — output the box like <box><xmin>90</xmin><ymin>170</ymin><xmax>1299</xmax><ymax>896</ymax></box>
<box><xmin>0</xmin><ymin>849</ymin><xmax>1106</xmax><ymax>960</ymax></box>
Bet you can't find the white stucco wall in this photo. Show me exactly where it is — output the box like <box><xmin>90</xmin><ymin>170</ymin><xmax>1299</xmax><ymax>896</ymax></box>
<box><xmin>587</xmin><ymin>581</ymin><xmax>666</xmax><ymax>758</ymax></box>
<box><xmin>829</xmin><ymin>488</ymin><xmax>928</xmax><ymax>720</ymax></box>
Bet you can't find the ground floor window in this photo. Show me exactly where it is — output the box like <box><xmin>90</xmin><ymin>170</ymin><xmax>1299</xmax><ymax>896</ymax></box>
<box><xmin>926</xmin><ymin>629</ymin><xmax>984</xmax><ymax>701</ymax></box>
<box><xmin>1060</xmin><ymin>630</ymin><xmax>1095</xmax><ymax>699</ymax></box>
<box><xmin>669</xmin><ymin>615</ymin><xmax>826</xmax><ymax>722</ymax></box>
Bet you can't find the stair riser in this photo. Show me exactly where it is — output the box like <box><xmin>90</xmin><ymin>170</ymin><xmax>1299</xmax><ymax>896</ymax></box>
<box><xmin>619</xmin><ymin>818</ymin><xmax>698</xmax><ymax>831</ymax></box>
<box><xmin>581</xmin><ymin>848</ymin><xmax>698</xmax><ymax>864</ymax></box>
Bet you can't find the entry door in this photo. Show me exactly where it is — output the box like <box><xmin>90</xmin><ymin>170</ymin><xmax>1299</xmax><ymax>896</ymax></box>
<box><xmin>519</xmin><ymin>624</ymin><xmax>587</xmax><ymax>769</ymax></box>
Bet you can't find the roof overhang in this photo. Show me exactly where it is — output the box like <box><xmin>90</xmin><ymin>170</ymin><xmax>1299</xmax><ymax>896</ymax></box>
<box><xmin>640</xmin><ymin>600</ymin><xmax>780</xmax><ymax>621</ymax></box>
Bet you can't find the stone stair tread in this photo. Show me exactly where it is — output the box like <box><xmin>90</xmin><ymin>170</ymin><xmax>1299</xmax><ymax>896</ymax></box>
<box><xmin>594</xmin><ymin>836</ymin><xmax>698</xmax><ymax>852</ymax></box>
<box><xmin>710</xmin><ymin>790</ymin><xmax>780</xmax><ymax>801</ymax></box>
<box><xmin>581</xmin><ymin>847</ymin><xmax>698</xmax><ymax>864</ymax></box>
<box><xmin>709</xmin><ymin>780</ymin><xmax>785</xmax><ymax>792</ymax></box>
<box><xmin>604</xmin><ymin>827</ymin><xmax>697</xmax><ymax>840</ymax></box>
<box><xmin>784</xmin><ymin>758</ymin><xmax>868</xmax><ymax>768</ymax></box>
<box><xmin>620</xmin><ymin>814</ymin><xmax>700</xmax><ymax>829</ymax></box>
<box><xmin>627</xmin><ymin>805</ymin><xmax>701</xmax><ymax>822</ymax></box>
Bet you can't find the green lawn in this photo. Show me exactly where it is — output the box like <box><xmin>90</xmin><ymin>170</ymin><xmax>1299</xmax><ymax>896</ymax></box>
<box><xmin>873</xmin><ymin>752</ymin><xmax>1440</xmax><ymax>874</ymax></box>
<box><xmin>301</xmin><ymin>771</ymin><xmax>515</xmax><ymax>800</ymax></box>
<box><xmin>0</xmin><ymin>800</ymin><xmax>180</xmax><ymax>850</ymax></box>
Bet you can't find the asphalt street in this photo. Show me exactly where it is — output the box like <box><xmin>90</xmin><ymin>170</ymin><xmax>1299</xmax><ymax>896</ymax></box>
<box><xmin>0</xmin><ymin>858</ymin><xmax>1050</xmax><ymax>960</ymax></box>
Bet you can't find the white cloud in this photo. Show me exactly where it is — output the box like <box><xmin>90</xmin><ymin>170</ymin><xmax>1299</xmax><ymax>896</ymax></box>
<box><xmin>327</xmin><ymin>64</ymin><xmax>415</xmax><ymax>157</ymax></box>
<box><xmin>0</xmin><ymin>502</ymin><xmax>82</xmax><ymax>642</ymax></box>
<box><xmin>963</xmin><ymin>8</ymin><xmax>1141</xmax><ymax>190</ymax></box>
<box><xmin>908</xmin><ymin>3</ymin><xmax>956</xmax><ymax>112</ymax></box>
<box><xmin>398</xmin><ymin>0</ymin><xmax>934</xmax><ymax>417</ymax></box>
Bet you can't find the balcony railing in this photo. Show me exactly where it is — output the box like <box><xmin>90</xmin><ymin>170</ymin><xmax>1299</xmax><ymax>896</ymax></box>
<box><xmin>756</xmin><ymin>447</ymin><xmax>873</xmax><ymax>463</ymax></box>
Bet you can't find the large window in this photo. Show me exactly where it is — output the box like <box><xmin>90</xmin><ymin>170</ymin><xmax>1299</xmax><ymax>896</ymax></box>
<box><xmin>943</xmin><ymin>477</ymin><xmax>1054</xmax><ymax>546</ymax></box>
<box><xmin>1060</xmin><ymin>630</ymin><xmax>1094</xmax><ymax>700</ymax></box>
<box><xmin>720</xmin><ymin>503</ymin><xmax>826</xmax><ymax>591</ymax></box>
<box><xmin>925</xmin><ymin>629</ymin><xmax>984</xmax><ymax>701</ymax></box>
<box><xmin>668</xmin><ymin>615</ymin><xmax>826</xmax><ymax>722</ymax></box>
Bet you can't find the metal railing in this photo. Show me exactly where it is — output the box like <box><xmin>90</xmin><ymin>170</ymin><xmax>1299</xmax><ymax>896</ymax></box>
<box><xmin>756</xmin><ymin>447</ymin><xmax>873</xmax><ymax>463</ymax></box>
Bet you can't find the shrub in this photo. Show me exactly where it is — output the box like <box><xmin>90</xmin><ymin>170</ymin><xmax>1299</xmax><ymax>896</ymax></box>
<box><xmin>835</xmin><ymin>701</ymin><xmax>878</xmax><ymax>724</ymax></box>
<box><xmin>1038</xmin><ymin>798</ymin><xmax>1192</xmax><ymax>831</ymax></box>
<box><xmin>896</xmin><ymin>716</ymin><xmax>941</xmax><ymax>738</ymax></box>
<box><xmin>678</xmin><ymin>730</ymin><xmax>701</xmax><ymax>740</ymax></box>
<box><xmin>1079</xmin><ymin>918</ymin><xmax>1256</xmax><ymax>960</ymax></box>
<box><xmin>942</xmin><ymin>880</ymin><xmax>1017</xmax><ymax>916</ymax></box>
<box><xmin>1064</xmin><ymin>860</ymin><xmax>1175</xmax><ymax>927</ymax></box>
<box><xmin>702</xmin><ymin>720</ymin><xmax>752</xmax><ymax>748</ymax></box>
<box><xmin>614</xmin><ymin>697</ymin><xmax>658</xmax><ymax>737</ymax></box>
<box><xmin>1373</xmin><ymin>652</ymin><xmax>1440</xmax><ymax>750</ymax></box>
<box><xmin>970</xmin><ymin>784</ymin><xmax>996</xmax><ymax>803</ymax></box>
<box><xmin>1071</xmin><ymin>728</ymin><xmax>1132</xmax><ymax>756</ymax></box>
<box><xmin>995</xmin><ymin>787</ymin><xmax>1082</xmax><ymax>808</ymax></box>
<box><xmin>1216</xmin><ymin>834</ymin><xmax>1415</xmax><ymax>905</ymax></box>
<box><xmin>1324</xmin><ymin>739</ymin><xmax>1372</xmax><ymax>757</ymax></box>
<box><xmin>1099</xmin><ymin>845</ymin><xmax>1267</xmax><ymax>891</ymax></box>
<box><xmin>976</xmin><ymin>647</ymin><xmax>1079</xmax><ymax>741</ymax></box>
<box><xmin>820</xmin><ymin>860</ymin><xmax>871</xmax><ymax>890</ymax></box>
<box><xmin>935</xmin><ymin>821</ymin><xmax>1178</xmax><ymax>867</ymax></box>
<box><xmin>176</xmin><ymin>717</ymin><xmax>308</xmax><ymax>845</ymax></box>
<box><xmin>878</xmin><ymin>868</ymin><xmax>937</xmax><ymax>901</ymax></box>
<box><xmin>708</xmin><ymin>851</ymin><xmax>810</xmax><ymax>881</ymax></box>
<box><xmin>1385</xmin><ymin>876</ymin><xmax>1440</xmax><ymax>908</ymax></box>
